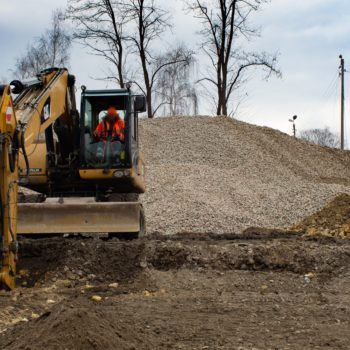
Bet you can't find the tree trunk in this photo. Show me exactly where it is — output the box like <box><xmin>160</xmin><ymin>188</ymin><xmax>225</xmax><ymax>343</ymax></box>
<box><xmin>118</xmin><ymin>48</ymin><xmax>124</xmax><ymax>88</ymax></box>
<box><xmin>217</xmin><ymin>83</ymin><xmax>227</xmax><ymax>116</ymax></box>
<box><xmin>216</xmin><ymin>63</ymin><xmax>223</xmax><ymax>115</ymax></box>
<box><xmin>217</xmin><ymin>87</ymin><xmax>222</xmax><ymax>115</ymax></box>
<box><xmin>222</xmin><ymin>64</ymin><xmax>228</xmax><ymax>116</ymax></box>
<box><xmin>141</xmin><ymin>62</ymin><xmax>153</xmax><ymax>118</ymax></box>
<box><xmin>146</xmin><ymin>87</ymin><xmax>153</xmax><ymax>118</ymax></box>
<box><xmin>137</xmin><ymin>0</ymin><xmax>153</xmax><ymax>118</ymax></box>
<box><xmin>222</xmin><ymin>100</ymin><xmax>228</xmax><ymax>116</ymax></box>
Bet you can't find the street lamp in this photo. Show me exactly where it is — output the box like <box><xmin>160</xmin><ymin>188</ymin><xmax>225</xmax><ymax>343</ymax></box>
<box><xmin>288</xmin><ymin>115</ymin><xmax>297</xmax><ymax>137</ymax></box>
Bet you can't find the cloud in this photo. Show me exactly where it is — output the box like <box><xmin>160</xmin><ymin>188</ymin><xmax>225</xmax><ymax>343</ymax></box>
<box><xmin>287</xmin><ymin>20</ymin><xmax>350</xmax><ymax>43</ymax></box>
<box><xmin>0</xmin><ymin>0</ymin><xmax>67</xmax><ymax>27</ymax></box>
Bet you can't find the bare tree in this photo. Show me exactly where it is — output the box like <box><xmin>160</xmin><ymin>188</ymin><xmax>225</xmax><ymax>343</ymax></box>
<box><xmin>299</xmin><ymin>128</ymin><xmax>340</xmax><ymax>148</ymax></box>
<box><xmin>154</xmin><ymin>45</ymin><xmax>197</xmax><ymax>116</ymax></box>
<box><xmin>122</xmin><ymin>0</ymin><xmax>193</xmax><ymax>118</ymax></box>
<box><xmin>65</xmin><ymin>0</ymin><xmax>127</xmax><ymax>87</ymax></box>
<box><xmin>186</xmin><ymin>0</ymin><xmax>281</xmax><ymax>116</ymax></box>
<box><xmin>14</xmin><ymin>10</ymin><xmax>71</xmax><ymax>79</ymax></box>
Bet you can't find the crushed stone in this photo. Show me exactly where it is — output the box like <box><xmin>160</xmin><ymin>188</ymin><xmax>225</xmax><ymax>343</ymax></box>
<box><xmin>139</xmin><ymin>116</ymin><xmax>350</xmax><ymax>234</ymax></box>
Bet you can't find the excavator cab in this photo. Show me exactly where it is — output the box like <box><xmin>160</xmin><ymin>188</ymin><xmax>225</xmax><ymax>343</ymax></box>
<box><xmin>78</xmin><ymin>87</ymin><xmax>146</xmax><ymax>194</ymax></box>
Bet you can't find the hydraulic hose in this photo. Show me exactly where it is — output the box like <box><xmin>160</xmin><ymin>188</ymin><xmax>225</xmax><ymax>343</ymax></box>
<box><xmin>8</xmin><ymin>136</ymin><xmax>15</xmax><ymax>173</ymax></box>
<box><xmin>20</xmin><ymin>130</ymin><xmax>30</xmax><ymax>178</ymax></box>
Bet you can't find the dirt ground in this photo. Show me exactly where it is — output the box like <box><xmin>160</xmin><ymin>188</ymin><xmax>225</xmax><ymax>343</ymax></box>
<box><xmin>0</xmin><ymin>232</ymin><xmax>349</xmax><ymax>350</ymax></box>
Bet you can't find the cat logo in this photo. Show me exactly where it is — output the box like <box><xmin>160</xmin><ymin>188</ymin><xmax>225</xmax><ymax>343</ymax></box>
<box><xmin>29</xmin><ymin>168</ymin><xmax>42</xmax><ymax>173</ymax></box>
<box><xmin>20</xmin><ymin>168</ymin><xmax>42</xmax><ymax>174</ymax></box>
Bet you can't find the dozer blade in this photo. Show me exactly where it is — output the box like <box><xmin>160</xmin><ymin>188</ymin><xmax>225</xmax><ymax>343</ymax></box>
<box><xmin>17</xmin><ymin>198</ymin><xmax>140</xmax><ymax>234</ymax></box>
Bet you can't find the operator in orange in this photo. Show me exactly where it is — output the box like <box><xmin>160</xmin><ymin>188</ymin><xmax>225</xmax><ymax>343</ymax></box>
<box><xmin>94</xmin><ymin>107</ymin><xmax>125</xmax><ymax>142</ymax></box>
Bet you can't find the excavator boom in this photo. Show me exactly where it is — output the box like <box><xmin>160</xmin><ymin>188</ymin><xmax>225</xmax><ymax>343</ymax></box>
<box><xmin>0</xmin><ymin>85</ymin><xmax>19</xmax><ymax>290</ymax></box>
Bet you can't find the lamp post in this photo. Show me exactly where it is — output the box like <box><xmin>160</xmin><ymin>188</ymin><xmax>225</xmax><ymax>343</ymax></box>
<box><xmin>288</xmin><ymin>115</ymin><xmax>297</xmax><ymax>137</ymax></box>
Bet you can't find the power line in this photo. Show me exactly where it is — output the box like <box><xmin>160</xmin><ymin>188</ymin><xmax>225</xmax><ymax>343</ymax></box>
<box><xmin>322</xmin><ymin>70</ymin><xmax>339</xmax><ymax>99</ymax></box>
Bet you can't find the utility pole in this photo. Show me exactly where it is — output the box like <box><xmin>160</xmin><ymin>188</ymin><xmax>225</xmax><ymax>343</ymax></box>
<box><xmin>339</xmin><ymin>55</ymin><xmax>345</xmax><ymax>150</ymax></box>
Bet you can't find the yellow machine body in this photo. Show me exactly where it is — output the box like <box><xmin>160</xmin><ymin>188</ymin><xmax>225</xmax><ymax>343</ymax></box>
<box><xmin>0</xmin><ymin>68</ymin><xmax>146</xmax><ymax>289</ymax></box>
<box><xmin>0</xmin><ymin>86</ymin><xmax>19</xmax><ymax>290</ymax></box>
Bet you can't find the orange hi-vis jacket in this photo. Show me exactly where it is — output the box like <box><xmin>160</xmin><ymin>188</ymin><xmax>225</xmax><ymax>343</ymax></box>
<box><xmin>95</xmin><ymin>118</ymin><xmax>125</xmax><ymax>141</ymax></box>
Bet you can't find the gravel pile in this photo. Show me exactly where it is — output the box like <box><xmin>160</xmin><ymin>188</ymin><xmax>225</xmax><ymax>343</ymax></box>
<box><xmin>139</xmin><ymin>116</ymin><xmax>350</xmax><ymax>234</ymax></box>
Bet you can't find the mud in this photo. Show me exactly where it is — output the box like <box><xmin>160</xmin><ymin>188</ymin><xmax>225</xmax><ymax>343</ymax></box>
<box><xmin>0</xmin><ymin>233</ymin><xmax>349</xmax><ymax>350</ymax></box>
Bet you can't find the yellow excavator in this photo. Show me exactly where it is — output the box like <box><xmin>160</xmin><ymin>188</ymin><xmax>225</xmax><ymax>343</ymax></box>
<box><xmin>0</xmin><ymin>68</ymin><xmax>146</xmax><ymax>289</ymax></box>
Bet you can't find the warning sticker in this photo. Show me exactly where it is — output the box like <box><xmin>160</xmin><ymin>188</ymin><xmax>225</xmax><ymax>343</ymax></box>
<box><xmin>6</xmin><ymin>100</ymin><xmax>13</xmax><ymax>122</ymax></box>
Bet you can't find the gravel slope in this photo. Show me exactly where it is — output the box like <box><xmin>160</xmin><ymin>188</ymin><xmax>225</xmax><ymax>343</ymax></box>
<box><xmin>139</xmin><ymin>116</ymin><xmax>350</xmax><ymax>234</ymax></box>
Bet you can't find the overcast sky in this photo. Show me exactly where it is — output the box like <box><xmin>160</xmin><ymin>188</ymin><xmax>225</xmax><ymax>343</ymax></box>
<box><xmin>0</xmin><ymin>0</ymin><xmax>349</xmax><ymax>140</ymax></box>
